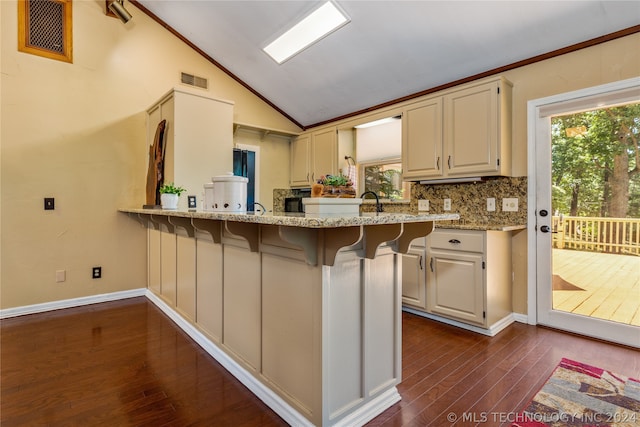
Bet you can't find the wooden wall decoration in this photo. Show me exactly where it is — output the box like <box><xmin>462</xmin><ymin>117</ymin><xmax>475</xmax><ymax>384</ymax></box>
<box><xmin>145</xmin><ymin>120</ymin><xmax>167</xmax><ymax>208</ymax></box>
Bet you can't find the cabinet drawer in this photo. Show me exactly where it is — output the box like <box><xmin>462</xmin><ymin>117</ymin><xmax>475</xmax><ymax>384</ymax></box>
<box><xmin>429</xmin><ymin>230</ymin><xmax>484</xmax><ymax>252</ymax></box>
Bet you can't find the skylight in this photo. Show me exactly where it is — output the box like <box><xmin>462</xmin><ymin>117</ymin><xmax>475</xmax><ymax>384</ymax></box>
<box><xmin>263</xmin><ymin>1</ymin><xmax>350</xmax><ymax>64</ymax></box>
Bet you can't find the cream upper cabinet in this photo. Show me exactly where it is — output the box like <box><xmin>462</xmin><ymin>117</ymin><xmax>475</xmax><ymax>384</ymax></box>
<box><xmin>402</xmin><ymin>77</ymin><xmax>512</xmax><ymax>182</ymax></box>
<box><xmin>290</xmin><ymin>134</ymin><xmax>311</xmax><ymax>186</ymax></box>
<box><xmin>147</xmin><ymin>88</ymin><xmax>234</xmax><ymax>210</ymax></box>
<box><xmin>402</xmin><ymin>98</ymin><xmax>442</xmax><ymax>180</ymax></box>
<box><xmin>426</xmin><ymin>229</ymin><xmax>512</xmax><ymax>328</ymax></box>
<box><xmin>290</xmin><ymin>127</ymin><xmax>339</xmax><ymax>187</ymax></box>
<box><xmin>311</xmin><ymin>127</ymin><xmax>337</xmax><ymax>183</ymax></box>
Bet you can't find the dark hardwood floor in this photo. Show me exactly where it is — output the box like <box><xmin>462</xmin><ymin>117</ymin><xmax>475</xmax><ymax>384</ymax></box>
<box><xmin>1</xmin><ymin>297</ymin><xmax>638</xmax><ymax>426</ymax></box>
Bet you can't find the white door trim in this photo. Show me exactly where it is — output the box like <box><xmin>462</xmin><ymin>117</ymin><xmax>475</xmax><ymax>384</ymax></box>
<box><xmin>527</xmin><ymin>76</ymin><xmax>640</xmax><ymax>327</ymax></box>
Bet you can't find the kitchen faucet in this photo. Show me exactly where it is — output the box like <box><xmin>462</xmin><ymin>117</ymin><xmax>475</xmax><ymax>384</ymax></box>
<box><xmin>253</xmin><ymin>202</ymin><xmax>267</xmax><ymax>215</ymax></box>
<box><xmin>360</xmin><ymin>191</ymin><xmax>383</xmax><ymax>213</ymax></box>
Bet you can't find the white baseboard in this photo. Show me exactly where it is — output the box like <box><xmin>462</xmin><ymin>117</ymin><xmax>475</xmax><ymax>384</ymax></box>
<box><xmin>402</xmin><ymin>307</ymin><xmax>515</xmax><ymax>337</ymax></box>
<box><xmin>332</xmin><ymin>387</ymin><xmax>401</xmax><ymax>427</ymax></box>
<box><xmin>0</xmin><ymin>288</ymin><xmax>147</xmax><ymax>319</ymax></box>
<box><xmin>512</xmin><ymin>312</ymin><xmax>529</xmax><ymax>324</ymax></box>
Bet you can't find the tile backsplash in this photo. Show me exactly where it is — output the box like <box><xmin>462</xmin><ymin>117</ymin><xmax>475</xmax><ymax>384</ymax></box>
<box><xmin>411</xmin><ymin>176</ymin><xmax>527</xmax><ymax>227</ymax></box>
<box><xmin>274</xmin><ymin>176</ymin><xmax>527</xmax><ymax>228</ymax></box>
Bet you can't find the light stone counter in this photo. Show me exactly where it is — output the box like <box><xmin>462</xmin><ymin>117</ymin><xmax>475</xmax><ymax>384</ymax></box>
<box><xmin>120</xmin><ymin>207</ymin><xmax>457</xmax><ymax>426</ymax></box>
<box><xmin>119</xmin><ymin>208</ymin><xmax>458</xmax><ymax>228</ymax></box>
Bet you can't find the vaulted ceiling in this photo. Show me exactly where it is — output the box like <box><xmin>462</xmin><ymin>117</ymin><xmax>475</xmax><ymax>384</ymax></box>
<box><xmin>133</xmin><ymin>1</ymin><xmax>640</xmax><ymax>129</ymax></box>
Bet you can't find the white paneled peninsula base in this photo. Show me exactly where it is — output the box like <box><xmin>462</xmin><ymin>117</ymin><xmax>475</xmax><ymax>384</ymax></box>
<box><xmin>120</xmin><ymin>209</ymin><xmax>457</xmax><ymax>427</ymax></box>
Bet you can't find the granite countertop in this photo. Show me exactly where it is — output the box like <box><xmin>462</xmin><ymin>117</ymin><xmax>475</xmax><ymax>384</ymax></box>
<box><xmin>119</xmin><ymin>208</ymin><xmax>459</xmax><ymax>229</ymax></box>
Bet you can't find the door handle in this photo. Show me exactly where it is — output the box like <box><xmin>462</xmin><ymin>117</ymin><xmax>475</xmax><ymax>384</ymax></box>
<box><xmin>448</xmin><ymin>239</ymin><xmax>461</xmax><ymax>244</ymax></box>
<box><xmin>540</xmin><ymin>225</ymin><xmax>551</xmax><ymax>233</ymax></box>
<box><xmin>429</xmin><ymin>257</ymin><xmax>434</xmax><ymax>272</ymax></box>
<box><xmin>419</xmin><ymin>255</ymin><xmax>423</xmax><ymax>270</ymax></box>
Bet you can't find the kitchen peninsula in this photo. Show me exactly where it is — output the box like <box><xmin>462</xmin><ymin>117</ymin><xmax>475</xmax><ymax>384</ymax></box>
<box><xmin>119</xmin><ymin>208</ymin><xmax>457</xmax><ymax>427</ymax></box>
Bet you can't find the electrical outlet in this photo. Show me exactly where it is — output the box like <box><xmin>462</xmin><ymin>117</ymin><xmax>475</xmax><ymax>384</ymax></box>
<box><xmin>487</xmin><ymin>198</ymin><xmax>496</xmax><ymax>212</ymax></box>
<box><xmin>418</xmin><ymin>199</ymin><xmax>429</xmax><ymax>211</ymax></box>
<box><xmin>56</xmin><ymin>270</ymin><xmax>66</xmax><ymax>283</ymax></box>
<box><xmin>44</xmin><ymin>197</ymin><xmax>55</xmax><ymax>210</ymax></box>
<box><xmin>443</xmin><ymin>198</ymin><xmax>451</xmax><ymax>211</ymax></box>
<box><xmin>92</xmin><ymin>266</ymin><xmax>102</xmax><ymax>279</ymax></box>
<box><xmin>502</xmin><ymin>198</ymin><xmax>519</xmax><ymax>212</ymax></box>
<box><xmin>188</xmin><ymin>195</ymin><xmax>197</xmax><ymax>209</ymax></box>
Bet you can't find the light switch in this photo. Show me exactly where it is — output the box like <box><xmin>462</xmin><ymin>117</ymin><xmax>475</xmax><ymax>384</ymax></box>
<box><xmin>443</xmin><ymin>198</ymin><xmax>451</xmax><ymax>211</ymax></box>
<box><xmin>487</xmin><ymin>198</ymin><xmax>496</xmax><ymax>212</ymax></box>
<box><xmin>418</xmin><ymin>199</ymin><xmax>429</xmax><ymax>211</ymax></box>
<box><xmin>56</xmin><ymin>270</ymin><xmax>66</xmax><ymax>282</ymax></box>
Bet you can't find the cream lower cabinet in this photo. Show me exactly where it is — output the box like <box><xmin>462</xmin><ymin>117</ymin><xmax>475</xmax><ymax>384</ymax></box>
<box><xmin>401</xmin><ymin>238</ymin><xmax>427</xmax><ymax>310</ymax></box>
<box><xmin>426</xmin><ymin>229</ymin><xmax>512</xmax><ymax>329</ymax></box>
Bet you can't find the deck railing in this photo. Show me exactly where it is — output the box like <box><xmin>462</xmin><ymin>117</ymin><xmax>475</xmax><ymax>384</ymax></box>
<box><xmin>552</xmin><ymin>216</ymin><xmax>640</xmax><ymax>256</ymax></box>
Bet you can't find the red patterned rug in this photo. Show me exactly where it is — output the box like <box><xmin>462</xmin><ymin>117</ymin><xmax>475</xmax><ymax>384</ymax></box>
<box><xmin>513</xmin><ymin>358</ymin><xmax>640</xmax><ymax>427</ymax></box>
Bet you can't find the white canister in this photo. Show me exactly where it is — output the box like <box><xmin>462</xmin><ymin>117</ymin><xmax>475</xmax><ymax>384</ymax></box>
<box><xmin>204</xmin><ymin>173</ymin><xmax>248</xmax><ymax>212</ymax></box>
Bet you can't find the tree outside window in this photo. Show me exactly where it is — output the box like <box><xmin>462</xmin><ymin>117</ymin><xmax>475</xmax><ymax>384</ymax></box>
<box><xmin>361</xmin><ymin>161</ymin><xmax>409</xmax><ymax>200</ymax></box>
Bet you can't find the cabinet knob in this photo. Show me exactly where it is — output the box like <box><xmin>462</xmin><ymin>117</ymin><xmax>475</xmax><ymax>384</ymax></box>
<box><xmin>448</xmin><ymin>239</ymin><xmax>461</xmax><ymax>244</ymax></box>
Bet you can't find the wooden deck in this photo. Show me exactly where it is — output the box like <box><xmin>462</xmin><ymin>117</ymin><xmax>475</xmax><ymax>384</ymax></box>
<box><xmin>553</xmin><ymin>249</ymin><xmax>640</xmax><ymax>326</ymax></box>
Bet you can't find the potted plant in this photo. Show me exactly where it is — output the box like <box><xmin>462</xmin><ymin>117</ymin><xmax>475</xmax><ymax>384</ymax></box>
<box><xmin>159</xmin><ymin>182</ymin><xmax>186</xmax><ymax>210</ymax></box>
<box><xmin>319</xmin><ymin>174</ymin><xmax>356</xmax><ymax>198</ymax></box>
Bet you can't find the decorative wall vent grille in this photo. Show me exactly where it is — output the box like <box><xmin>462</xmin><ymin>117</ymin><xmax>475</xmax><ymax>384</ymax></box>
<box><xmin>181</xmin><ymin>72</ymin><xmax>208</xmax><ymax>89</ymax></box>
<box><xmin>18</xmin><ymin>0</ymin><xmax>72</xmax><ymax>63</ymax></box>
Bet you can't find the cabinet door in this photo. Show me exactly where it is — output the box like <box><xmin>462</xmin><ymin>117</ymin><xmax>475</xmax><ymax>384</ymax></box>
<box><xmin>427</xmin><ymin>249</ymin><xmax>485</xmax><ymax>325</ymax></box>
<box><xmin>311</xmin><ymin>128</ymin><xmax>337</xmax><ymax>183</ymax></box>
<box><xmin>290</xmin><ymin>134</ymin><xmax>311</xmax><ymax>186</ymax></box>
<box><xmin>402</xmin><ymin>248</ymin><xmax>426</xmax><ymax>309</ymax></box>
<box><xmin>444</xmin><ymin>81</ymin><xmax>498</xmax><ymax>175</ymax></box>
<box><xmin>402</xmin><ymin>98</ymin><xmax>442</xmax><ymax>180</ymax></box>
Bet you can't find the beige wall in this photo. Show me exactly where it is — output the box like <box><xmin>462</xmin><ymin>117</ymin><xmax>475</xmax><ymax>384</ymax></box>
<box><xmin>0</xmin><ymin>0</ymin><xmax>300</xmax><ymax>309</ymax></box>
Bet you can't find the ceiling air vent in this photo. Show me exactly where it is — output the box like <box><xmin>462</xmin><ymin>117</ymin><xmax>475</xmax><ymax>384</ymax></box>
<box><xmin>181</xmin><ymin>72</ymin><xmax>208</xmax><ymax>89</ymax></box>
